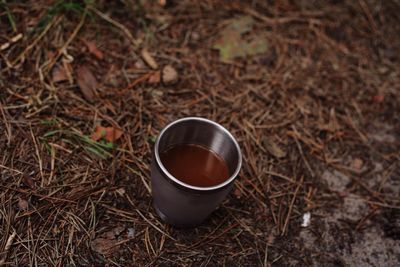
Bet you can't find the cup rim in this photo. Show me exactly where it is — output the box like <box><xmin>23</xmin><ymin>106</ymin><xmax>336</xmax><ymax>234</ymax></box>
<box><xmin>154</xmin><ymin>117</ymin><xmax>242</xmax><ymax>191</ymax></box>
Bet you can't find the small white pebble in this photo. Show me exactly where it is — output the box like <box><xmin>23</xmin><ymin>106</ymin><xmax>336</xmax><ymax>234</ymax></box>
<box><xmin>301</xmin><ymin>212</ymin><xmax>311</xmax><ymax>227</ymax></box>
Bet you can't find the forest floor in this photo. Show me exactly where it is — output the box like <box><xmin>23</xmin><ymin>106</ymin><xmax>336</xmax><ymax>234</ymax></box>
<box><xmin>0</xmin><ymin>1</ymin><xmax>399</xmax><ymax>266</ymax></box>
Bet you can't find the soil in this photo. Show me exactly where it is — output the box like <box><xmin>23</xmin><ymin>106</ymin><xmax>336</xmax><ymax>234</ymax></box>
<box><xmin>0</xmin><ymin>1</ymin><xmax>399</xmax><ymax>266</ymax></box>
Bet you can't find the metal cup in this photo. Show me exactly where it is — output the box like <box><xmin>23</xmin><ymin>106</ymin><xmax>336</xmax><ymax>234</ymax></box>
<box><xmin>151</xmin><ymin>117</ymin><xmax>242</xmax><ymax>228</ymax></box>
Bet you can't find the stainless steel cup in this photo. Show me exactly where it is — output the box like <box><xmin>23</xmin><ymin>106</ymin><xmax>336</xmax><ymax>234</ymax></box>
<box><xmin>151</xmin><ymin>117</ymin><xmax>242</xmax><ymax>227</ymax></box>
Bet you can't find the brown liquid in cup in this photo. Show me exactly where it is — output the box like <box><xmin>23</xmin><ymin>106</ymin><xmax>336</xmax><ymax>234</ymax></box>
<box><xmin>160</xmin><ymin>144</ymin><xmax>229</xmax><ymax>187</ymax></box>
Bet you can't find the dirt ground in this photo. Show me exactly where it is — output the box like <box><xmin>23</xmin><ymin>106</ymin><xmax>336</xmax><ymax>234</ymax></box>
<box><xmin>1</xmin><ymin>0</ymin><xmax>399</xmax><ymax>266</ymax></box>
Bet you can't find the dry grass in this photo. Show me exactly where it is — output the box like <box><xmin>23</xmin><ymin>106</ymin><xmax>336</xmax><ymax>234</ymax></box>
<box><xmin>1</xmin><ymin>0</ymin><xmax>399</xmax><ymax>266</ymax></box>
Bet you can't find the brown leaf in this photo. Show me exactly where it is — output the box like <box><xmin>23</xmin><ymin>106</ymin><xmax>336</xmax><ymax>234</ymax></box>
<box><xmin>162</xmin><ymin>65</ymin><xmax>178</xmax><ymax>85</ymax></box>
<box><xmin>91</xmin><ymin>126</ymin><xmax>123</xmax><ymax>142</ymax></box>
<box><xmin>141</xmin><ymin>48</ymin><xmax>158</xmax><ymax>70</ymax></box>
<box><xmin>91</xmin><ymin>226</ymin><xmax>125</xmax><ymax>255</ymax></box>
<box><xmin>91</xmin><ymin>237</ymin><xmax>119</xmax><ymax>255</ymax></box>
<box><xmin>22</xmin><ymin>174</ymin><xmax>34</xmax><ymax>189</ymax></box>
<box><xmin>148</xmin><ymin>71</ymin><xmax>161</xmax><ymax>84</ymax></box>
<box><xmin>263</xmin><ymin>139</ymin><xmax>286</xmax><ymax>159</ymax></box>
<box><xmin>91</xmin><ymin>125</ymin><xmax>106</xmax><ymax>141</ymax></box>
<box><xmin>104</xmin><ymin>127</ymin><xmax>123</xmax><ymax>142</ymax></box>
<box><xmin>84</xmin><ymin>40</ymin><xmax>104</xmax><ymax>60</ymax></box>
<box><xmin>18</xmin><ymin>198</ymin><xmax>29</xmax><ymax>211</ymax></box>
<box><xmin>76</xmin><ymin>66</ymin><xmax>97</xmax><ymax>102</ymax></box>
<box><xmin>52</xmin><ymin>65</ymin><xmax>68</xmax><ymax>83</ymax></box>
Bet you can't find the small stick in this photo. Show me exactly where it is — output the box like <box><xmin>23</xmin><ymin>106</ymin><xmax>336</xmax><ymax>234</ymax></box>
<box><xmin>43</xmin><ymin>7</ymin><xmax>88</xmax><ymax>76</ymax></box>
<box><xmin>12</xmin><ymin>16</ymin><xmax>61</xmax><ymax>66</ymax></box>
<box><xmin>0</xmin><ymin>33</ymin><xmax>23</xmax><ymax>51</ymax></box>
<box><xmin>0</xmin><ymin>164</ymin><xmax>22</xmax><ymax>174</ymax></box>
<box><xmin>291</xmin><ymin>126</ymin><xmax>315</xmax><ymax>178</ymax></box>
<box><xmin>0</xmin><ymin>103</ymin><xmax>12</xmax><ymax>146</ymax></box>
<box><xmin>30</xmin><ymin>126</ymin><xmax>44</xmax><ymax>186</ymax></box>
<box><xmin>358</xmin><ymin>0</ymin><xmax>378</xmax><ymax>33</ymax></box>
<box><xmin>89</xmin><ymin>7</ymin><xmax>139</xmax><ymax>47</ymax></box>
<box><xmin>281</xmin><ymin>176</ymin><xmax>303</xmax><ymax>235</ymax></box>
<box><xmin>0</xmin><ymin>230</ymin><xmax>17</xmax><ymax>265</ymax></box>
<box><xmin>136</xmin><ymin>210</ymin><xmax>176</xmax><ymax>241</ymax></box>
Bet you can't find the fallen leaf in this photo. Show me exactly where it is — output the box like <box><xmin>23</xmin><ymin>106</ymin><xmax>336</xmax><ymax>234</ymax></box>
<box><xmin>91</xmin><ymin>226</ymin><xmax>125</xmax><ymax>255</ymax></box>
<box><xmin>213</xmin><ymin>16</ymin><xmax>268</xmax><ymax>61</ymax></box>
<box><xmin>162</xmin><ymin>65</ymin><xmax>178</xmax><ymax>85</ymax></box>
<box><xmin>18</xmin><ymin>198</ymin><xmax>29</xmax><ymax>210</ymax></box>
<box><xmin>22</xmin><ymin>174</ymin><xmax>34</xmax><ymax>189</ymax></box>
<box><xmin>91</xmin><ymin>237</ymin><xmax>118</xmax><ymax>255</ymax></box>
<box><xmin>141</xmin><ymin>48</ymin><xmax>158</xmax><ymax>70</ymax></box>
<box><xmin>263</xmin><ymin>139</ymin><xmax>286</xmax><ymax>159</ymax></box>
<box><xmin>91</xmin><ymin>125</ymin><xmax>106</xmax><ymax>141</ymax></box>
<box><xmin>104</xmin><ymin>127</ymin><xmax>123</xmax><ymax>142</ymax></box>
<box><xmin>158</xmin><ymin>0</ymin><xmax>166</xmax><ymax>6</ymax></box>
<box><xmin>84</xmin><ymin>40</ymin><xmax>104</xmax><ymax>60</ymax></box>
<box><xmin>52</xmin><ymin>65</ymin><xmax>68</xmax><ymax>83</ymax></box>
<box><xmin>148</xmin><ymin>70</ymin><xmax>161</xmax><ymax>84</ymax></box>
<box><xmin>76</xmin><ymin>66</ymin><xmax>97</xmax><ymax>102</ymax></box>
<box><xmin>91</xmin><ymin>126</ymin><xmax>123</xmax><ymax>142</ymax></box>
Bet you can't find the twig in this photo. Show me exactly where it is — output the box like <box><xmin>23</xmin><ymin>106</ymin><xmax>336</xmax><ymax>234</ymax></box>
<box><xmin>0</xmin><ymin>164</ymin><xmax>22</xmax><ymax>174</ymax></box>
<box><xmin>12</xmin><ymin>16</ymin><xmax>61</xmax><ymax>66</ymax></box>
<box><xmin>358</xmin><ymin>0</ymin><xmax>379</xmax><ymax>33</ymax></box>
<box><xmin>291</xmin><ymin>126</ymin><xmax>315</xmax><ymax>178</ymax></box>
<box><xmin>42</xmin><ymin>6</ymin><xmax>88</xmax><ymax>77</ymax></box>
<box><xmin>89</xmin><ymin>7</ymin><xmax>140</xmax><ymax>47</ymax></box>
<box><xmin>0</xmin><ymin>33</ymin><xmax>23</xmax><ymax>51</ymax></box>
<box><xmin>264</xmin><ymin>170</ymin><xmax>297</xmax><ymax>184</ymax></box>
<box><xmin>281</xmin><ymin>176</ymin><xmax>303</xmax><ymax>235</ymax></box>
<box><xmin>0</xmin><ymin>230</ymin><xmax>17</xmax><ymax>265</ymax></box>
<box><xmin>136</xmin><ymin>210</ymin><xmax>176</xmax><ymax>241</ymax></box>
<box><xmin>29</xmin><ymin>126</ymin><xmax>44</xmax><ymax>186</ymax></box>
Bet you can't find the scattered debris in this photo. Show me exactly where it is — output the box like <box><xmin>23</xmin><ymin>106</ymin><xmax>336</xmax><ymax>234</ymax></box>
<box><xmin>84</xmin><ymin>40</ymin><xmax>104</xmax><ymax>60</ymax></box>
<box><xmin>350</xmin><ymin>158</ymin><xmax>363</xmax><ymax>172</ymax></box>
<box><xmin>262</xmin><ymin>139</ymin><xmax>286</xmax><ymax>159</ymax></box>
<box><xmin>76</xmin><ymin>65</ymin><xmax>97</xmax><ymax>102</ymax></box>
<box><xmin>22</xmin><ymin>174</ymin><xmax>34</xmax><ymax>189</ymax></box>
<box><xmin>301</xmin><ymin>212</ymin><xmax>311</xmax><ymax>227</ymax></box>
<box><xmin>127</xmin><ymin>228</ymin><xmax>135</xmax><ymax>238</ymax></box>
<box><xmin>148</xmin><ymin>70</ymin><xmax>161</xmax><ymax>84</ymax></box>
<box><xmin>116</xmin><ymin>188</ymin><xmax>125</xmax><ymax>196</ymax></box>
<box><xmin>372</xmin><ymin>94</ymin><xmax>384</xmax><ymax>104</ymax></box>
<box><xmin>0</xmin><ymin>33</ymin><xmax>23</xmax><ymax>51</ymax></box>
<box><xmin>162</xmin><ymin>65</ymin><xmax>178</xmax><ymax>85</ymax></box>
<box><xmin>234</xmin><ymin>188</ymin><xmax>242</xmax><ymax>198</ymax></box>
<box><xmin>17</xmin><ymin>198</ymin><xmax>29</xmax><ymax>211</ymax></box>
<box><xmin>52</xmin><ymin>65</ymin><xmax>69</xmax><ymax>83</ymax></box>
<box><xmin>0</xmin><ymin>231</ymin><xmax>17</xmax><ymax>265</ymax></box>
<box><xmin>141</xmin><ymin>48</ymin><xmax>158</xmax><ymax>70</ymax></box>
